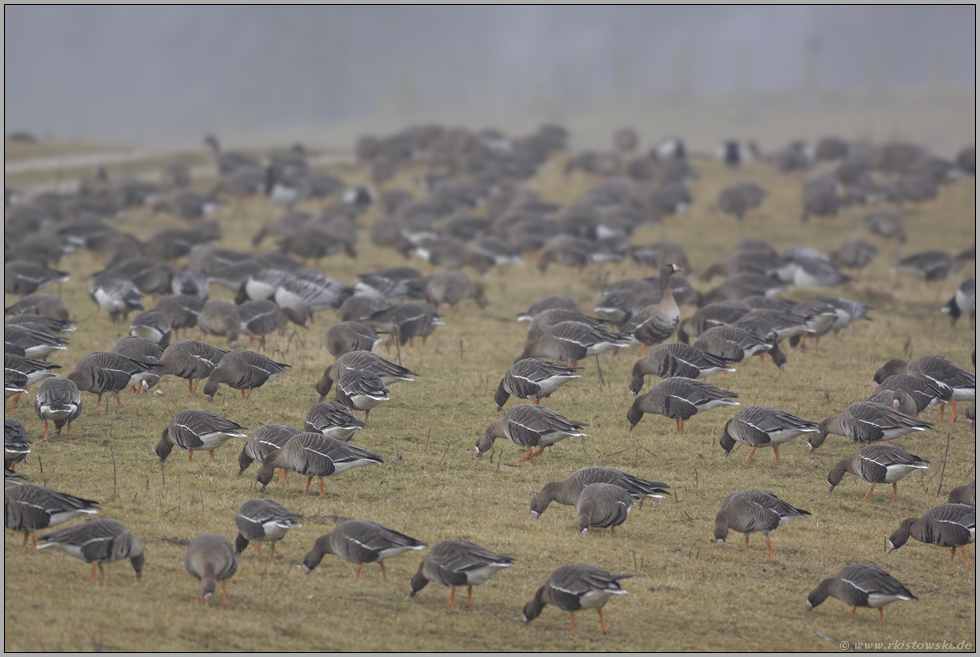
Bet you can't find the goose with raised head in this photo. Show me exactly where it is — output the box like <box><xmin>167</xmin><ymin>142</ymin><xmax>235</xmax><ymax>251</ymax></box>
<box><xmin>620</xmin><ymin>263</ymin><xmax>683</xmax><ymax>355</ymax></box>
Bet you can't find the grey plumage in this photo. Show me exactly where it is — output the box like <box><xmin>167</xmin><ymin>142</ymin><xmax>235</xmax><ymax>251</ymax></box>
<box><xmin>530</xmin><ymin>467</ymin><xmax>669</xmax><ymax>519</ymax></box>
<box><xmin>714</xmin><ymin>489</ymin><xmax>810</xmax><ymax>555</ymax></box>
<box><xmin>409</xmin><ymin>539</ymin><xmax>514</xmax><ymax>606</ymax></box>
<box><xmin>4</xmin><ymin>484</ymin><xmax>100</xmax><ymax>550</ymax></box>
<box><xmin>301</xmin><ymin>519</ymin><xmax>425</xmax><ymax>580</ymax></box>
<box><xmin>185</xmin><ymin>534</ymin><xmax>238</xmax><ymax>604</ymax></box>
<box><xmin>806</xmin><ymin>563</ymin><xmax>917</xmax><ymax>624</ymax></box>
<box><xmin>234</xmin><ymin>498</ymin><xmax>303</xmax><ymax>560</ymax></box>
<box><xmin>38</xmin><ymin>518</ymin><xmax>143</xmax><ymax>581</ymax></box>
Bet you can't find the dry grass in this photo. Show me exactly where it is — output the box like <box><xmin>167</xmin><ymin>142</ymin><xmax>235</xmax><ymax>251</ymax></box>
<box><xmin>4</xmin><ymin>131</ymin><xmax>976</xmax><ymax>652</ymax></box>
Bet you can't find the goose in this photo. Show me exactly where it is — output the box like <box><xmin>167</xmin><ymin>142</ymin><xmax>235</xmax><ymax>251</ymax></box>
<box><xmin>867</xmin><ymin>388</ymin><xmax>918</xmax><ymax>417</ymax></box>
<box><xmin>530</xmin><ymin>467</ymin><xmax>669</xmax><ymax>519</ymax></box>
<box><xmin>714</xmin><ymin>489</ymin><xmax>810</xmax><ymax>555</ymax></box>
<box><xmin>89</xmin><ymin>275</ymin><xmax>144</xmax><ymax>324</ymax></box>
<box><xmin>409</xmin><ymin>539</ymin><xmax>514</xmax><ymax>607</ymax></box>
<box><xmin>886</xmin><ymin>503</ymin><xmax>975</xmax><ymax>564</ymax></box>
<box><xmin>891</xmin><ymin>250</ymin><xmax>967</xmax><ymax>282</ymax></box>
<box><xmin>4</xmin><ymin>313</ymin><xmax>75</xmax><ymax>337</ymax></box>
<box><xmin>185</xmin><ymin>534</ymin><xmax>238</xmax><ymax>605</ymax></box>
<box><xmin>717</xmin><ymin>183</ymin><xmax>766</xmax><ymax>222</ymax></box>
<box><xmin>701</xmin><ymin>273</ymin><xmax>787</xmax><ymax>306</ymax></box>
<box><xmin>354</xmin><ymin>267</ymin><xmax>427</xmax><ymax>300</ymax></box>
<box><xmin>156</xmin><ymin>409</ymin><xmax>247</xmax><ymax>463</ymax></box>
<box><xmin>475</xmin><ymin>404</ymin><xmax>588</xmax><ymax>464</ymax></box>
<box><xmin>365</xmin><ymin>302</ymin><xmax>443</xmax><ymax>347</ymax></box>
<box><xmin>620</xmin><ymin>264</ymin><xmax>683</xmax><ymax>355</ymax></box>
<box><xmin>256</xmin><ymin>432</ymin><xmax>383</xmax><ymax>497</ymax></box>
<box><xmin>37</xmin><ymin>518</ymin><xmax>143</xmax><ymax>582</ymax></box>
<box><xmin>786</xmin><ymin>299</ymin><xmax>840</xmax><ymax>349</ymax></box>
<box><xmin>153</xmin><ymin>294</ymin><xmax>207</xmax><ymax>338</ymax></box>
<box><xmin>627</xmin><ymin>378</ymin><xmax>738</xmax><ymax>434</ymax></box>
<box><xmin>236</xmin><ymin>424</ymin><xmax>300</xmax><ymax>476</ymax></box>
<box><xmin>3</xmin><ymin>484</ymin><xmax>99</xmax><ymax>550</ymax></box>
<box><xmin>323</xmin><ymin>321</ymin><xmax>384</xmax><ymax>359</ymax></box>
<box><xmin>336</xmin><ymin>294</ymin><xmax>393</xmax><ymax>324</ymax></box>
<box><xmin>864</xmin><ymin>210</ymin><xmax>907</xmax><ymax>244</ymax></box>
<box><xmin>494</xmin><ymin>359</ymin><xmax>582</xmax><ymax>410</ymax></box>
<box><xmin>425</xmin><ymin>270</ymin><xmax>488</xmax><ymax>311</ymax></box>
<box><xmin>301</xmin><ymin>519</ymin><xmax>425</xmax><ymax>581</ymax></box>
<box><xmin>947</xmin><ymin>480</ymin><xmax>975</xmax><ymax>506</ymax></box>
<box><xmin>3</xmin><ymin>262</ymin><xmax>69</xmax><ymax>296</ymax></box>
<box><xmin>874</xmin><ymin>356</ymin><xmax>974</xmax><ymax>422</ymax></box>
<box><xmin>827</xmin><ymin>444</ymin><xmax>929</xmax><ymax>501</ymax></box>
<box><xmin>517</xmin><ymin>320</ymin><xmax>629</xmax><ymax>366</ymax></box>
<box><xmin>941</xmin><ymin>279</ymin><xmax>976</xmax><ymax>327</ymax></box>
<box><xmin>237</xmin><ymin>299</ymin><xmax>309</xmax><ymax>347</ymax></box>
<box><xmin>274</xmin><ymin>271</ymin><xmax>353</xmax><ymax>312</ymax></box>
<box><xmin>830</xmin><ymin>237</ymin><xmax>880</xmax><ymax>271</ymax></box>
<box><xmin>676</xmin><ymin>301</ymin><xmax>753</xmax><ymax>344</ymax></box>
<box><xmin>4</xmin><ymin>354</ymin><xmax>60</xmax><ymax>404</ymax></box>
<box><xmin>66</xmin><ymin>352</ymin><xmax>156</xmax><ymax>407</ymax></box>
<box><xmin>197</xmin><ymin>299</ymin><xmax>241</xmax><ymax>347</ymax></box>
<box><xmin>524</xmin><ymin>309</ymin><xmax>608</xmax><ymax>344</ymax></box>
<box><xmin>33</xmin><ymin>378</ymin><xmax>82</xmax><ymax>439</ymax></box>
<box><xmin>4</xmin><ymin>418</ymin><xmax>30</xmax><ymax>471</ymax></box>
<box><xmin>334</xmin><ymin>369</ymin><xmax>389</xmax><ymax>424</ymax></box>
<box><xmin>692</xmin><ymin>326</ymin><xmax>772</xmax><ymax>364</ymax></box>
<box><xmin>575</xmin><ymin>483</ymin><xmax>635</xmax><ymax>535</ymax></box>
<box><xmin>628</xmin><ymin>342</ymin><xmax>735</xmax><ymax>395</ymax></box>
<box><xmin>234</xmin><ymin>498</ymin><xmax>303</xmax><ymax>561</ymax></box>
<box><xmin>155</xmin><ymin>339</ymin><xmax>229</xmax><ymax>394</ymax></box>
<box><xmin>874</xmin><ymin>374</ymin><xmax>953</xmax><ymax>417</ymax></box>
<box><xmin>719</xmin><ymin>406</ymin><xmax>818</xmax><ymax>464</ymax></box>
<box><xmin>4</xmin><ymin>293</ymin><xmax>71</xmax><ymax>323</ymax></box>
<box><xmin>202</xmin><ymin>350</ymin><xmax>289</xmax><ymax>401</ymax></box>
<box><xmin>807</xmin><ymin>402</ymin><xmax>933</xmax><ymax>452</ymax></box>
<box><xmin>516</xmin><ymin>295</ymin><xmax>582</xmax><ymax>322</ymax></box>
<box><xmin>3</xmin><ymin>323</ymin><xmax>69</xmax><ymax>360</ymax></box>
<box><xmin>521</xmin><ymin>564</ymin><xmax>631</xmax><ymax>634</ymax></box>
<box><xmin>820</xmin><ymin>296</ymin><xmax>871</xmax><ymax>334</ymax></box>
<box><xmin>204</xmin><ymin>134</ymin><xmax>259</xmax><ymax>175</ymax></box>
<box><xmin>806</xmin><ymin>563</ymin><xmax>917</xmax><ymax>625</ymax></box>
<box><xmin>304</xmin><ymin>402</ymin><xmax>366</xmax><ymax>441</ymax></box>
<box><xmin>316</xmin><ymin>350</ymin><xmax>417</xmax><ymax>401</ymax></box>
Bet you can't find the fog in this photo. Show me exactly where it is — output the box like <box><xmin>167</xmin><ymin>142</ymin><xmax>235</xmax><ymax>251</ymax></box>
<box><xmin>4</xmin><ymin>6</ymin><xmax>975</xmax><ymax>148</ymax></box>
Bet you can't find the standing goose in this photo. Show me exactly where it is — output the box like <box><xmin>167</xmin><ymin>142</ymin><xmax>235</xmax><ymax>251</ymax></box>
<box><xmin>302</xmin><ymin>519</ymin><xmax>425</xmax><ymax>581</ymax></box>
<box><xmin>714</xmin><ymin>489</ymin><xmax>811</xmax><ymax>555</ymax></box>
<box><xmin>516</xmin><ymin>320</ymin><xmax>630</xmax><ymax>366</ymax></box>
<box><xmin>66</xmin><ymin>352</ymin><xmax>156</xmax><ymax>407</ymax></box>
<box><xmin>575</xmin><ymin>483</ymin><xmax>636</xmax><ymax>535</ymax></box>
<box><xmin>874</xmin><ymin>356</ymin><xmax>975</xmax><ymax>422</ymax></box>
<box><xmin>202</xmin><ymin>350</ymin><xmax>289</xmax><ymax>401</ymax></box>
<box><xmin>129</xmin><ymin>311</ymin><xmax>172</xmax><ymax>347</ymax></box>
<box><xmin>234</xmin><ymin>498</ymin><xmax>303</xmax><ymax>561</ymax></box>
<box><xmin>197</xmin><ymin>299</ymin><xmax>242</xmax><ymax>348</ymax></box>
<box><xmin>425</xmin><ymin>270</ymin><xmax>488</xmax><ymax>311</ymax></box>
<box><xmin>237</xmin><ymin>299</ymin><xmax>309</xmax><ymax>348</ymax></box>
<box><xmin>4</xmin><ymin>484</ymin><xmax>100</xmax><ymax>550</ymax></box>
<box><xmin>3</xmin><ymin>261</ymin><xmax>69</xmax><ymax>297</ymax></box>
<box><xmin>334</xmin><ymin>369</ymin><xmax>389</xmax><ymax>424</ymax></box>
<box><xmin>524</xmin><ymin>309</ymin><xmax>607</xmax><ymax>345</ymax></box>
<box><xmin>516</xmin><ymin>295</ymin><xmax>582</xmax><ymax>322</ymax></box>
<box><xmin>33</xmin><ymin>378</ymin><xmax>83</xmax><ymax>439</ymax></box>
<box><xmin>153</xmin><ymin>294</ymin><xmax>207</xmax><ymax>338</ymax></box>
<box><xmin>941</xmin><ymin>278</ymin><xmax>975</xmax><ymax>327</ymax></box>
<box><xmin>620</xmin><ymin>263</ymin><xmax>683</xmax><ymax>355</ymax></box>
<box><xmin>827</xmin><ymin>444</ymin><xmax>929</xmax><ymax>501</ymax></box>
<box><xmin>365</xmin><ymin>302</ymin><xmax>444</xmax><ymax>347</ymax></box>
<box><xmin>316</xmin><ymin>350</ymin><xmax>417</xmax><ymax>401</ymax></box>
<box><xmin>37</xmin><ymin>518</ymin><xmax>143</xmax><ymax>582</ymax></box>
<box><xmin>628</xmin><ymin>342</ymin><xmax>735</xmax><ymax>395</ymax></box>
<box><xmin>530</xmin><ymin>467</ymin><xmax>669</xmax><ymax>519</ymax></box>
<box><xmin>236</xmin><ymin>424</ymin><xmax>300</xmax><ymax>477</ymax></box>
<box><xmin>806</xmin><ymin>563</ymin><xmax>917</xmax><ymax>625</ymax></box>
<box><xmin>4</xmin><ymin>323</ymin><xmax>70</xmax><ymax>360</ymax></box>
<box><xmin>323</xmin><ymin>321</ymin><xmax>384</xmax><ymax>358</ymax></box>
<box><xmin>886</xmin><ymin>503</ymin><xmax>975</xmax><ymax>564</ymax></box>
<box><xmin>627</xmin><ymin>378</ymin><xmax>738</xmax><ymax>434</ymax></box>
<box><xmin>89</xmin><ymin>275</ymin><xmax>144</xmax><ymax>324</ymax></box>
<box><xmin>675</xmin><ymin>300</ymin><xmax>752</xmax><ymax>344</ymax></box>
<box><xmin>867</xmin><ymin>388</ymin><xmax>918</xmax><ymax>417</ymax></box>
<box><xmin>304</xmin><ymin>402</ymin><xmax>366</xmax><ymax>441</ymax></box>
<box><xmin>185</xmin><ymin>534</ymin><xmax>238</xmax><ymax>605</ymax></box>
<box><xmin>156</xmin><ymin>339</ymin><xmax>229</xmax><ymax>394</ymax></box>
<box><xmin>256</xmin><ymin>432</ymin><xmax>383</xmax><ymax>497</ymax></box>
<box><xmin>875</xmin><ymin>374</ymin><xmax>953</xmax><ymax>417</ymax></box>
<box><xmin>409</xmin><ymin>539</ymin><xmax>514</xmax><ymax>607</ymax></box>
<box><xmin>4</xmin><ymin>354</ymin><xmax>60</xmax><ymax>407</ymax></box>
<box><xmin>807</xmin><ymin>402</ymin><xmax>933</xmax><ymax>453</ymax></box>
<box><xmin>494</xmin><ymin>359</ymin><xmax>583</xmax><ymax>410</ymax></box>
<box><xmin>719</xmin><ymin>406</ymin><xmax>818</xmax><ymax>464</ymax></box>
<box><xmin>475</xmin><ymin>404</ymin><xmax>588</xmax><ymax>464</ymax></box>
<box><xmin>522</xmin><ymin>564</ymin><xmax>631</xmax><ymax>634</ymax></box>
<box><xmin>4</xmin><ymin>418</ymin><xmax>31</xmax><ymax>471</ymax></box>
<box><xmin>947</xmin><ymin>480</ymin><xmax>975</xmax><ymax>506</ymax></box>
<box><xmin>692</xmin><ymin>325</ymin><xmax>772</xmax><ymax>364</ymax></box>
<box><xmin>156</xmin><ymin>409</ymin><xmax>247</xmax><ymax>463</ymax></box>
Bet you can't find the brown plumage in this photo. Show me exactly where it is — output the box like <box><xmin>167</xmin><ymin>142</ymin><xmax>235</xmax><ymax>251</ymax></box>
<box><xmin>197</xmin><ymin>299</ymin><xmax>241</xmax><ymax>347</ymax></box>
<box><xmin>185</xmin><ymin>534</ymin><xmax>238</xmax><ymax>605</ymax></box>
<box><xmin>202</xmin><ymin>350</ymin><xmax>289</xmax><ymax>401</ymax></box>
<box><xmin>621</xmin><ymin>263</ymin><xmax>683</xmax><ymax>355</ymax></box>
<box><xmin>886</xmin><ymin>503</ymin><xmax>976</xmax><ymax>564</ymax></box>
<box><xmin>806</xmin><ymin>563</ymin><xmax>917</xmax><ymax>625</ymax></box>
<box><xmin>627</xmin><ymin>378</ymin><xmax>738</xmax><ymax>434</ymax></box>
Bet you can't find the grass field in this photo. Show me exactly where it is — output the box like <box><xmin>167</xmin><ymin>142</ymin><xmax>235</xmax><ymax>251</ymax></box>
<box><xmin>3</xmin><ymin>126</ymin><xmax>976</xmax><ymax>652</ymax></box>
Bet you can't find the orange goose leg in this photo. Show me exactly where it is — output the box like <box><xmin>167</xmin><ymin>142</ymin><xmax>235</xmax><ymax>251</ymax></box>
<box><xmin>878</xmin><ymin>608</ymin><xmax>884</xmax><ymax>625</ymax></box>
<box><xmin>610</xmin><ymin>526</ymin><xmax>616</xmax><ymax>537</ymax></box>
<box><xmin>355</xmin><ymin>565</ymin><xmax>362</xmax><ymax>579</ymax></box>
<box><xmin>962</xmin><ymin>547</ymin><xmax>971</xmax><ymax>565</ymax></box>
<box><xmin>759</xmin><ymin>352</ymin><xmax>766</xmax><ymax>368</ymax></box>
<box><xmin>532</xmin><ymin>399</ymin><xmax>540</xmax><ymax>405</ymax></box>
<box><xmin>210</xmin><ymin>450</ymin><xmax>216</xmax><ymax>463</ymax></box>
<box><xmin>188</xmin><ymin>451</ymin><xmax>194</xmax><ymax>463</ymax></box>
<box><xmin>96</xmin><ymin>394</ymin><xmax>102</xmax><ymax>406</ymax></box>
<box><xmin>43</xmin><ymin>420</ymin><xmax>50</xmax><ymax>440</ymax></box>
<box><xmin>568</xmin><ymin>613</ymin><xmax>577</xmax><ymax>632</ymax></box>
<box><xmin>950</xmin><ymin>547</ymin><xmax>957</xmax><ymax>561</ymax></box>
<box><xmin>379</xmin><ymin>562</ymin><xmax>387</xmax><ymax>582</ymax></box>
<box><xmin>221</xmin><ymin>581</ymin><xmax>227</xmax><ymax>604</ymax></box>
<box><xmin>269</xmin><ymin>543</ymin><xmax>276</xmax><ymax>561</ymax></box>
<box><xmin>10</xmin><ymin>392</ymin><xmax>20</xmax><ymax>409</ymax></box>
<box><xmin>598</xmin><ymin>608</ymin><xmax>606</xmax><ymax>634</ymax></box>
<box><xmin>849</xmin><ymin>605</ymin><xmax>857</xmax><ymax>620</ymax></box>
<box><xmin>241</xmin><ymin>389</ymin><xmax>247</xmax><ymax>400</ymax></box>
<box><xmin>20</xmin><ymin>531</ymin><xmax>33</xmax><ymax>551</ymax></box>
<box><xmin>745</xmin><ymin>447</ymin><xmax>757</xmax><ymax>463</ymax></box>
<box><xmin>939</xmin><ymin>404</ymin><xmax>945</xmax><ymax>422</ymax></box>
<box><xmin>448</xmin><ymin>587</ymin><xmax>456</xmax><ymax>606</ymax></box>
<box><xmin>890</xmin><ymin>483</ymin><xmax>898</xmax><ymax>502</ymax></box>
<box><xmin>773</xmin><ymin>446</ymin><xmax>781</xmax><ymax>465</ymax></box>
<box><xmin>641</xmin><ymin>344</ymin><xmax>646</xmax><ymax>357</ymax></box>
<box><xmin>65</xmin><ymin>423</ymin><xmax>72</xmax><ymax>439</ymax></box>
<box><xmin>364</xmin><ymin>408</ymin><xmax>371</xmax><ymax>425</ymax></box>
<box><xmin>115</xmin><ymin>392</ymin><xmax>122</xmax><ymax>407</ymax></box>
<box><xmin>256</xmin><ymin>543</ymin><xmax>263</xmax><ymax>559</ymax></box>
<box><xmin>465</xmin><ymin>586</ymin><xmax>473</xmax><ymax>607</ymax></box>
<box><xmin>188</xmin><ymin>378</ymin><xmax>195</xmax><ymax>394</ymax></box>
<box><xmin>861</xmin><ymin>485</ymin><xmax>876</xmax><ymax>500</ymax></box>
<box><xmin>764</xmin><ymin>536</ymin><xmax>775</xmax><ymax>556</ymax></box>
<box><xmin>743</xmin><ymin>536</ymin><xmax>751</xmax><ymax>553</ymax></box>
<box><xmin>98</xmin><ymin>564</ymin><xmax>106</xmax><ymax>583</ymax></box>
<box><xmin>91</xmin><ymin>563</ymin><xmax>98</xmax><ymax>581</ymax></box>
<box><xmin>318</xmin><ymin>479</ymin><xmax>326</xmax><ymax>498</ymax></box>
<box><xmin>676</xmin><ymin>417</ymin><xmax>684</xmax><ymax>434</ymax></box>
<box><xmin>951</xmin><ymin>400</ymin><xmax>958</xmax><ymax>422</ymax></box>
<box><xmin>304</xmin><ymin>476</ymin><xmax>313</xmax><ymax>494</ymax></box>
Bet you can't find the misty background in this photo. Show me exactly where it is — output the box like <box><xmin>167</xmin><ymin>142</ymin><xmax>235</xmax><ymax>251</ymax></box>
<box><xmin>4</xmin><ymin>6</ymin><xmax>976</xmax><ymax>151</ymax></box>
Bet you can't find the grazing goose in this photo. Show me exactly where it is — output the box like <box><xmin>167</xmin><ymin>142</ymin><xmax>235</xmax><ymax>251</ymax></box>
<box><xmin>864</xmin><ymin>210</ymin><xmax>906</xmax><ymax>244</ymax></box>
<box><xmin>886</xmin><ymin>503</ymin><xmax>976</xmax><ymax>564</ymax></box>
<box><xmin>807</xmin><ymin>402</ymin><xmax>933</xmax><ymax>452</ymax></box>
<box><xmin>153</xmin><ymin>294</ymin><xmax>207</xmax><ymax>338</ymax></box>
<box><xmin>129</xmin><ymin>311</ymin><xmax>172</xmax><ymax>347</ymax></box>
<box><xmin>66</xmin><ymin>352</ymin><xmax>156</xmax><ymax>407</ymax></box>
<box><xmin>4</xmin><ymin>313</ymin><xmax>75</xmax><ymax>337</ymax></box>
<box><xmin>302</xmin><ymin>519</ymin><xmax>425</xmax><ymax>581</ymax></box>
<box><xmin>237</xmin><ymin>300</ymin><xmax>309</xmax><ymax>347</ymax></box>
<box><xmin>4</xmin><ymin>293</ymin><xmax>71</xmax><ymax>323</ymax></box>
<box><xmin>236</xmin><ymin>424</ymin><xmax>300</xmax><ymax>476</ymax></box>
<box><xmin>365</xmin><ymin>302</ymin><xmax>443</xmax><ymax>347</ymax></box>
<box><xmin>334</xmin><ymin>369</ymin><xmax>389</xmax><ymax>424</ymax></box>
<box><xmin>819</xmin><ymin>296</ymin><xmax>871</xmax><ymax>335</ymax></box>
<box><xmin>691</xmin><ymin>325</ymin><xmax>770</xmax><ymax>362</ymax></box>
<box><xmin>304</xmin><ymin>402</ymin><xmax>366</xmax><ymax>441</ymax></box>
<box><xmin>323</xmin><ymin>321</ymin><xmax>385</xmax><ymax>358</ymax></box>
<box><xmin>89</xmin><ymin>275</ymin><xmax>144</xmax><ymax>324</ymax></box>
<box><xmin>675</xmin><ymin>301</ymin><xmax>751</xmax><ymax>344</ymax></box>
<box><xmin>891</xmin><ymin>250</ymin><xmax>967</xmax><ymax>282</ymax></box>
<box><xmin>874</xmin><ymin>356</ymin><xmax>974</xmax><ymax>422</ymax></box>
<box><xmin>234</xmin><ymin>498</ymin><xmax>303</xmax><ymax>561</ymax></box>
<box><xmin>516</xmin><ymin>295</ymin><xmax>582</xmax><ymax>322</ymax></box>
<box><xmin>874</xmin><ymin>374</ymin><xmax>953</xmax><ymax>417</ymax></box>
<box><xmin>827</xmin><ymin>444</ymin><xmax>929</xmax><ymax>501</ymax></box>
<box><xmin>197</xmin><ymin>300</ymin><xmax>241</xmax><ymax>347</ymax></box>
<box><xmin>336</xmin><ymin>294</ymin><xmax>392</xmax><ymax>323</ymax></box>
<box><xmin>3</xmin><ymin>262</ymin><xmax>69</xmax><ymax>296</ymax></box>
<box><xmin>522</xmin><ymin>564</ymin><xmax>631</xmax><ymax>635</ymax></box>
<box><xmin>517</xmin><ymin>320</ymin><xmax>629</xmax><ymax>366</ymax></box>
<box><xmin>530</xmin><ymin>467</ymin><xmax>669</xmax><ymax>519</ymax></box>
<box><xmin>620</xmin><ymin>264</ymin><xmax>683</xmax><ymax>355</ymax></box>
<box><xmin>941</xmin><ymin>278</ymin><xmax>975</xmax><ymax>327</ymax></box>
<box><xmin>4</xmin><ymin>323</ymin><xmax>69</xmax><ymax>360</ymax></box>
<box><xmin>354</xmin><ymin>266</ymin><xmax>426</xmax><ymax>300</ymax></box>
<box><xmin>256</xmin><ymin>432</ymin><xmax>383</xmax><ymax>497</ymax></box>
<box><xmin>701</xmin><ymin>273</ymin><xmax>787</xmax><ymax>306</ymax></box>
<box><xmin>202</xmin><ymin>350</ymin><xmax>289</xmax><ymax>401</ymax></box>
<box><xmin>3</xmin><ymin>484</ymin><xmax>99</xmax><ymax>550</ymax></box>
<box><xmin>409</xmin><ymin>539</ymin><xmax>514</xmax><ymax>607</ymax></box>
<box><xmin>714</xmin><ymin>490</ymin><xmax>810</xmax><ymax>555</ymax></box>
<box><xmin>718</xmin><ymin>183</ymin><xmax>767</xmax><ymax>222</ymax></box>
<box><xmin>806</xmin><ymin>563</ymin><xmax>917</xmax><ymax>625</ymax></box>
<box><xmin>156</xmin><ymin>339</ymin><xmax>229</xmax><ymax>394</ymax></box>
<box><xmin>475</xmin><ymin>404</ymin><xmax>588</xmax><ymax>464</ymax></box>
<box><xmin>627</xmin><ymin>378</ymin><xmax>738</xmax><ymax>434</ymax></box>
<box><xmin>4</xmin><ymin>354</ymin><xmax>60</xmax><ymax>407</ymax></box>
<box><xmin>947</xmin><ymin>480</ymin><xmax>975</xmax><ymax>506</ymax></box>
<box><xmin>425</xmin><ymin>270</ymin><xmax>488</xmax><ymax>311</ymax></box>
<box><xmin>316</xmin><ymin>350</ymin><xmax>417</xmax><ymax>401</ymax></box>
<box><xmin>719</xmin><ymin>406</ymin><xmax>818</xmax><ymax>464</ymax></box>
<box><xmin>830</xmin><ymin>237</ymin><xmax>880</xmax><ymax>271</ymax></box>
<box><xmin>524</xmin><ymin>309</ymin><xmax>608</xmax><ymax>344</ymax></box>
<box><xmin>4</xmin><ymin>418</ymin><xmax>30</xmax><ymax>471</ymax></box>
<box><xmin>575</xmin><ymin>483</ymin><xmax>635</xmax><ymax>535</ymax></box>
<box><xmin>33</xmin><ymin>378</ymin><xmax>83</xmax><ymax>439</ymax></box>
<box><xmin>628</xmin><ymin>343</ymin><xmax>734</xmax><ymax>395</ymax></box>
<box><xmin>111</xmin><ymin>337</ymin><xmax>163</xmax><ymax>393</ymax></box>
<box><xmin>185</xmin><ymin>534</ymin><xmax>238</xmax><ymax>605</ymax></box>
<box><xmin>156</xmin><ymin>409</ymin><xmax>247</xmax><ymax>464</ymax></box>
<box><xmin>867</xmin><ymin>388</ymin><xmax>918</xmax><ymax>417</ymax></box>
<box><xmin>37</xmin><ymin>518</ymin><xmax>143</xmax><ymax>582</ymax></box>
<box><xmin>494</xmin><ymin>359</ymin><xmax>582</xmax><ymax>410</ymax></box>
